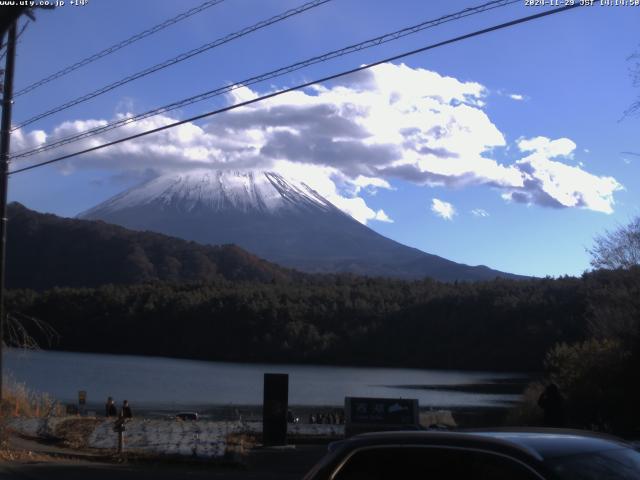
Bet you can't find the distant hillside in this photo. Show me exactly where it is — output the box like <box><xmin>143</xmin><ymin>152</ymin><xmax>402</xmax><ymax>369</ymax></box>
<box><xmin>6</xmin><ymin>202</ymin><xmax>300</xmax><ymax>290</ymax></box>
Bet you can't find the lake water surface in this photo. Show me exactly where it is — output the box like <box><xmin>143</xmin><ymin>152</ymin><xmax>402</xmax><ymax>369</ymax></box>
<box><xmin>4</xmin><ymin>349</ymin><xmax>525</xmax><ymax>410</ymax></box>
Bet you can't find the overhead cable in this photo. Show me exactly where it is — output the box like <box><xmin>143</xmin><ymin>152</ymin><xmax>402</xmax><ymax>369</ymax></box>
<box><xmin>11</xmin><ymin>0</ymin><xmax>518</xmax><ymax>160</ymax></box>
<box><xmin>9</xmin><ymin>4</ymin><xmax>582</xmax><ymax>175</ymax></box>
<box><xmin>13</xmin><ymin>0</ymin><xmax>226</xmax><ymax>97</ymax></box>
<box><xmin>12</xmin><ymin>0</ymin><xmax>332</xmax><ymax>130</ymax></box>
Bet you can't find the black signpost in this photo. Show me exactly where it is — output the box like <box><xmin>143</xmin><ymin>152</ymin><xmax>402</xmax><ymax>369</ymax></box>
<box><xmin>262</xmin><ymin>373</ymin><xmax>288</xmax><ymax>446</ymax></box>
<box><xmin>113</xmin><ymin>417</ymin><xmax>126</xmax><ymax>454</ymax></box>
<box><xmin>345</xmin><ymin>397</ymin><xmax>419</xmax><ymax>437</ymax></box>
<box><xmin>78</xmin><ymin>390</ymin><xmax>87</xmax><ymax>416</ymax></box>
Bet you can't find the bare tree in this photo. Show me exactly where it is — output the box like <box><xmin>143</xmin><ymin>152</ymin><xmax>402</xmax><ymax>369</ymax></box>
<box><xmin>3</xmin><ymin>312</ymin><xmax>58</xmax><ymax>350</ymax></box>
<box><xmin>625</xmin><ymin>47</ymin><xmax>640</xmax><ymax>118</ymax></box>
<box><xmin>588</xmin><ymin>216</ymin><xmax>640</xmax><ymax>270</ymax></box>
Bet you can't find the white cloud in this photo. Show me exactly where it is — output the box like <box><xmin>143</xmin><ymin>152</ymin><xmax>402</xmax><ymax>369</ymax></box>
<box><xmin>13</xmin><ymin>63</ymin><xmax>622</xmax><ymax>218</ymax></box>
<box><xmin>431</xmin><ymin>198</ymin><xmax>456</xmax><ymax>221</ymax></box>
<box><xmin>269</xmin><ymin>161</ymin><xmax>393</xmax><ymax>225</ymax></box>
<box><xmin>374</xmin><ymin>209</ymin><xmax>393</xmax><ymax>223</ymax></box>
<box><xmin>352</xmin><ymin>175</ymin><xmax>393</xmax><ymax>194</ymax></box>
<box><xmin>471</xmin><ymin>208</ymin><xmax>489</xmax><ymax>217</ymax></box>
<box><xmin>517</xmin><ymin>136</ymin><xmax>576</xmax><ymax>159</ymax></box>
<box><xmin>502</xmin><ymin>137</ymin><xmax>623</xmax><ymax>214</ymax></box>
<box><xmin>509</xmin><ymin>93</ymin><xmax>524</xmax><ymax>101</ymax></box>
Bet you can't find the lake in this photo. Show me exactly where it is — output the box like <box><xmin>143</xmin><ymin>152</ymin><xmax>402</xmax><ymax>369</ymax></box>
<box><xmin>4</xmin><ymin>349</ymin><xmax>526</xmax><ymax>411</ymax></box>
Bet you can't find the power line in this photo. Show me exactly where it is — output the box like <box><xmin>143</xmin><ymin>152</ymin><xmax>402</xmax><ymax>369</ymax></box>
<box><xmin>12</xmin><ymin>0</ymin><xmax>516</xmax><ymax>159</ymax></box>
<box><xmin>11</xmin><ymin>0</ymin><xmax>519</xmax><ymax>161</ymax></box>
<box><xmin>12</xmin><ymin>0</ymin><xmax>332</xmax><ymax>131</ymax></box>
<box><xmin>9</xmin><ymin>3</ymin><xmax>582</xmax><ymax>176</ymax></box>
<box><xmin>13</xmin><ymin>0</ymin><xmax>226</xmax><ymax>98</ymax></box>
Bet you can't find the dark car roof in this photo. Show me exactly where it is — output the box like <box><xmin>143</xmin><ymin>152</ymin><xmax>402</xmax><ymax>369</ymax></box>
<box><xmin>340</xmin><ymin>428</ymin><xmax>630</xmax><ymax>462</ymax></box>
<box><xmin>463</xmin><ymin>428</ymin><xmax>630</xmax><ymax>460</ymax></box>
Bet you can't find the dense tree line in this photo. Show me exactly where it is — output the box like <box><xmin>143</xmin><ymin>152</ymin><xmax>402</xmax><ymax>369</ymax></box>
<box><xmin>6</xmin><ymin>202</ymin><xmax>302</xmax><ymax>289</ymax></box>
<box><xmin>8</xmin><ymin>269</ymin><xmax>638</xmax><ymax>373</ymax></box>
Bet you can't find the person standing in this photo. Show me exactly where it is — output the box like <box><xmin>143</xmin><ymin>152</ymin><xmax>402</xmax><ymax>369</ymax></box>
<box><xmin>121</xmin><ymin>400</ymin><xmax>133</xmax><ymax>419</ymax></box>
<box><xmin>105</xmin><ymin>397</ymin><xmax>117</xmax><ymax>417</ymax></box>
<box><xmin>538</xmin><ymin>383</ymin><xmax>565</xmax><ymax>427</ymax></box>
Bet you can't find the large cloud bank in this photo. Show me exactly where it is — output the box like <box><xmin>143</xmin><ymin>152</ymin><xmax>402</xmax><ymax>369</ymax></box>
<box><xmin>13</xmin><ymin>63</ymin><xmax>622</xmax><ymax>222</ymax></box>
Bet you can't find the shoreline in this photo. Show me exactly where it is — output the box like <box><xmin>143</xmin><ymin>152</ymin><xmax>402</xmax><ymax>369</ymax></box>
<box><xmin>70</xmin><ymin>403</ymin><xmax>514</xmax><ymax>430</ymax></box>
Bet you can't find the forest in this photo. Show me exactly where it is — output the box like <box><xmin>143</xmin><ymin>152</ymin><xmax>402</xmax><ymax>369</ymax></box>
<box><xmin>5</xmin><ymin>268</ymin><xmax>637</xmax><ymax>373</ymax></box>
<box><xmin>5</xmin><ymin>202</ymin><xmax>302</xmax><ymax>289</ymax></box>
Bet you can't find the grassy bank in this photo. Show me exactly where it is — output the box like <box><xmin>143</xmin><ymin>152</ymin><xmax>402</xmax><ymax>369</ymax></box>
<box><xmin>1</xmin><ymin>377</ymin><xmax>63</xmax><ymax>419</ymax></box>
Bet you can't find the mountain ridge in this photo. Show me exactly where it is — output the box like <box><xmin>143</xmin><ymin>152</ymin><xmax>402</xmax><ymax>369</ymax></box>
<box><xmin>79</xmin><ymin>169</ymin><xmax>525</xmax><ymax>282</ymax></box>
<box><xmin>6</xmin><ymin>202</ymin><xmax>303</xmax><ymax>290</ymax></box>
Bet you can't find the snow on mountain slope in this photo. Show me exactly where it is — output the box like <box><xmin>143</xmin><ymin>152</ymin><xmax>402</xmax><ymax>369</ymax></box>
<box><xmin>81</xmin><ymin>170</ymin><xmax>337</xmax><ymax>217</ymax></box>
<box><xmin>79</xmin><ymin>169</ymin><xmax>523</xmax><ymax>281</ymax></box>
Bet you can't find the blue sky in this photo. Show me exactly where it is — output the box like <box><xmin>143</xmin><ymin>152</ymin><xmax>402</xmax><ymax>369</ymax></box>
<box><xmin>5</xmin><ymin>0</ymin><xmax>640</xmax><ymax>277</ymax></box>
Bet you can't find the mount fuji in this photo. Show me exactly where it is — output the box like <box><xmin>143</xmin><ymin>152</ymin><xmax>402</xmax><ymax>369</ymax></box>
<box><xmin>79</xmin><ymin>170</ymin><xmax>520</xmax><ymax>281</ymax></box>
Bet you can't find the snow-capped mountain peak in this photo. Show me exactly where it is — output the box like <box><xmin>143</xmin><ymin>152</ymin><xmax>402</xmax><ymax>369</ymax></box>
<box><xmin>81</xmin><ymin>170</ymin><xmax>338</xmax><ymax>217</ymax></box>
<box><xmin>79</xmin><ymin>168</ymin><xmax>521</xmax><ymax>281</ymax></box>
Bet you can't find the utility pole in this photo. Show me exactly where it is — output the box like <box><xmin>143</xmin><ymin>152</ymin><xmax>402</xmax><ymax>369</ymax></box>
<box><xmin>0</xmin><ymin>20</ymin><xmax>17</xmax><ymax>406</ymax></box>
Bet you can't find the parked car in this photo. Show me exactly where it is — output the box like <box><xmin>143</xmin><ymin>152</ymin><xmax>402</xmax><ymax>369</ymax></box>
<box><xmin>174</xmin><ymin>411</ymin><xmax>199</xmax><ymax>421</ymax></box>
<box><xmin>303</xmin><ymin>428</ymin><xmax>640</xmax><ymax>480</ymax></box>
